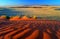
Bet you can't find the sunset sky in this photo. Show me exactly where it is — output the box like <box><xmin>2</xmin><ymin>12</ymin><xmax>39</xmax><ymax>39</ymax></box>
<box><xmin>0</xmin><ymin>0</ymin><xmax>60</xmax><ymax>6</ymax></box>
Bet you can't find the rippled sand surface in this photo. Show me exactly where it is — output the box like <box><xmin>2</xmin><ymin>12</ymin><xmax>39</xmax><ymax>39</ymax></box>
<box><xmin>0</xmin><ymin>20</ymin><xmax>60</xmax><ymax>39</ymax></box>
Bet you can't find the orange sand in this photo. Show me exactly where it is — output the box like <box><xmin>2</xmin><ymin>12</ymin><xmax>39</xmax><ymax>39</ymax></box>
<box><xmin>0</xmin><ymin>20</ymin><xmax>60</xmax><ymax>39</ymax></box>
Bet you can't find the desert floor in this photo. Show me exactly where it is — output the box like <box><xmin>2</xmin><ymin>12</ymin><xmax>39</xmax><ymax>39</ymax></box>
<box><xmin>0</xmin><ymin>20</ymin><xmax>60</xmax><ymax>39</ymax></box>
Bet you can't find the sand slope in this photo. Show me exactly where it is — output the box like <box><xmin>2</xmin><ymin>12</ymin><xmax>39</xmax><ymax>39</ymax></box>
<box><xmin>0</xmin><ymin>20</ymin><xmax>60</xmax><ymax>39</ymax></box>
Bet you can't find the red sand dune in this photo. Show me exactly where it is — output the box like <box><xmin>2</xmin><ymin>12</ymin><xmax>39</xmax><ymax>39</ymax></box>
<box><xmin>0</xmin><ymin>19</ymin><xmax>60</xmax><ymax>39</ymax></box>
<box><xmin>9</xmin><ymin>16</ymin><xmax>20</xmax><ymax>21</ymax></box>
<box><xmin>25</xmin><ymin>30</ymin><xmax>39</xmax><ymax>39</ymax></box>
<box><xmin>9</xmin><ymin>16</ymin><xmax>36</xmax><ymax>21</ymax></box>
<box><xmin>43</xmin><ymin>32</ymin><xmax>51</xmax><ymax>39</ymax></box>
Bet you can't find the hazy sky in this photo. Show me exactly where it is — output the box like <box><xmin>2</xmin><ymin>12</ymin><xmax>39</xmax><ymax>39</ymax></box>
<box><xmin>0</xmin><ymin>0</ymin><xmax>60</xmax><ymax>6</ymax></box>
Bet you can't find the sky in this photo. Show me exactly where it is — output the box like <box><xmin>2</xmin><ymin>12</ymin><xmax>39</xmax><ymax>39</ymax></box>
<box><xmin>0</xmin><ymin>0</ymin><xmax>60</xmax><ymax>6</ymax></box>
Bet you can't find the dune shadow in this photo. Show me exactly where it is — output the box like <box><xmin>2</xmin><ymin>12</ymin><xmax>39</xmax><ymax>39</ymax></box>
<box><xmin>45</xmin><ymin>25</ymin><xmax>59</xmax><ymax>39</ymax></box>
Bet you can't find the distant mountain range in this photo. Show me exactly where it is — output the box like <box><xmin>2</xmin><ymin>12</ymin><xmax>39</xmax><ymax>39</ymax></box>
<box><xmin>0</xmin><ymin>5</ymin><xmax>60</xmax><ymax>8</ymax></box>
<box><xmin>7</xmin><ymin>5</ymin><xmax>60</xmax><ymax>8</ymax></box>
<box><xmin>0</xmin><ymin>5</ymin><xmax>51</xmax><ymax>7</ymax></box>
<box><xmin>9</xmin><ymin>5</ymin><xmax>51</xmax><ymax>8</ymax></box>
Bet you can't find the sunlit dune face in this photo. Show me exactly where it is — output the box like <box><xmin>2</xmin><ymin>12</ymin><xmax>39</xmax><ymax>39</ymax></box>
<box><xmin>0</xmin><ymin>15</ymin><xmax>6</xmax><ymax>19</ymax></box>
<box><xmin>9</xmin><ymin>16</ymin><xmax>36</xmax><ymax>21</ymax></box>
<box><xmin>20</xmin><ymin>16</ymin><xmax>36</xmax><ymax>20</ymax></box>
<box><xmin>32</xmin><ymin>16</ymin><xmax>37</xmax><ymax>19</ymax></box>
<box><xmin>10</xmin><ymin>16</ymin><xmax>20</xmax><ymax>21</ymax></box>
<box><xmin>21</xmin><ymin>16</ymin><xmax>29</xmax><ymax>20</ymax></box>
<box><xmin>43</xmin><ymin>32</ymin><xmax>51</xmax><ymax>39</ymax></box>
